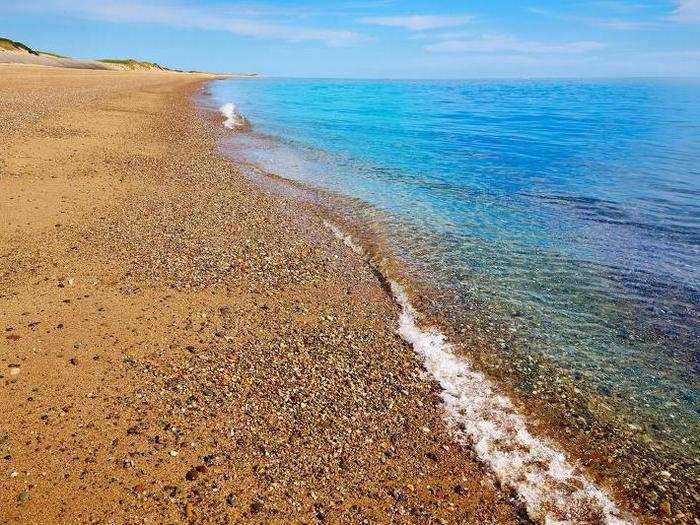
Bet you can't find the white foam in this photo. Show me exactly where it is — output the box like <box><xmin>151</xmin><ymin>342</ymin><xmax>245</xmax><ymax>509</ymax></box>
<box><xmin>220</xmin><ymin>102</ymin><xmax>248</xmax><ymax>130</ymax></box>
<box><xmin>324</xmin><ymin>221</ymin><xmax>631</xmax><ymax>524</ymax></box>
<box><xmin>323</xmin><ymin>220</ymin><xmax>364</xmax><ymax>255</ymax></box>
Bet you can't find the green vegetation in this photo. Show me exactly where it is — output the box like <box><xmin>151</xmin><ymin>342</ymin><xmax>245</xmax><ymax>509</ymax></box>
<box><xmin>39</xmin><ymin>50</ymin><xmax>68</xmax><ymax>58</ymax></box>
<box><xmin>0</xmin><ymin>37</ymin><xmax>38</xmax><ymax>55</ymax></box>
<box><xmin>97</xmin><ymin>58</ymin><xmax>168</xmax><ymax>71</ymax></box>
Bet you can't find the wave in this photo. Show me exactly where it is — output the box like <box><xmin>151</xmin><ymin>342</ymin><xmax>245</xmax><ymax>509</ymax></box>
<box><xmin>324</xmin><ymin>220</ymin><xmax>631</xmax><ymax>525</ymax></box>
<box><xmin>219</xmin><ymin>102</ymin><xmax>250</xmax><ymax>130</ymax></box>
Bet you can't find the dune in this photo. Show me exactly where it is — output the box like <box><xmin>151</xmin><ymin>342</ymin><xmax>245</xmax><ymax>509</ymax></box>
<box><xmin>0</xmin><ymin>37</ymin><xmax>115</xmax><ymax>70</ymax></box>
<box><xmin>0</xmin><ymin>36</ymin><xmax>259</xmax><ymax>76</ymax></box>
<box><xmin>0</xmin><ymin>36</ymin><xmax>178</xmax><ymax>72</ymax></box>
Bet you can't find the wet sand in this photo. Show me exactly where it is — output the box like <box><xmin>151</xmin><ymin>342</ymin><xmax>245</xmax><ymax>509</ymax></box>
<box><xmin>0</xmin><ymin>66</ymin><xmax>525</xmax><ymax>523</ymax></box>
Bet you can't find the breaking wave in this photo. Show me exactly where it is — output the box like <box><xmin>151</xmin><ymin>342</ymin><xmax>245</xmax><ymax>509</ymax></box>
<box><xmin>220</xmin><ymin>102</ymin><xmax>249</xmax><ymax>130</ymax></box>
<box><xmin>324</xmin><ymin>220</ymin><xmax>631</xmax><ymax>525</ymax></box>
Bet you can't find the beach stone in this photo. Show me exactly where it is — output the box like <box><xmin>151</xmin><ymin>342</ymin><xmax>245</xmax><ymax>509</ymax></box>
<box><xmin>250</xmin><ymin>499</ymin><xmax>263</xmax><ymax>514</ymax></box>
<box><xmin>17</xmin><ymin>491</ymin><xmax>30</xmax><ymax>503</ymax></box>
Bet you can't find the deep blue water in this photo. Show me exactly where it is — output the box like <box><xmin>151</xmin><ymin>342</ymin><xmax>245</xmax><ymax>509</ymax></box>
<box><xmin>208</xmin><ymin>78</ymin><xmax>700</xmax><ymax>450</ymax></box>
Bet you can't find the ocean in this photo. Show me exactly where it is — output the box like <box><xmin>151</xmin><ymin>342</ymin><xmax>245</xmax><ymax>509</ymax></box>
<box><xmin>205</xmin><ymin>77</ymin><xmax>699</xmax><ymax>517</ymax></box>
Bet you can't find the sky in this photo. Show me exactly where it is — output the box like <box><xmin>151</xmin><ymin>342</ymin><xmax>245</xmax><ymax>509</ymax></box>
<box><xmin>1</xmin><ymin>0</ymin><xmax>699</xmax><ymax>78</ymax></box>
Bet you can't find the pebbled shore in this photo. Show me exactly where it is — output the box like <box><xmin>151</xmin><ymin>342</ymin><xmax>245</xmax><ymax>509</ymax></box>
<box><xmin>0</xmin><ymin>66</ymin><xmax>526</xmax><ymax>523</ymax></box>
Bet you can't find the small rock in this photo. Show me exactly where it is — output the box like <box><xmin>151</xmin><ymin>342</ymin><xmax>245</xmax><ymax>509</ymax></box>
<box><xmin>226</xmin><ymin>493</ymin><xmax>236</xmax><ymax>506</ymax></box>
<box><xmin>660</xmin><ymin>500</ymin><xmax>671</xmax><ymax>515</ymax></box>
<box><xmin>250</xmin><ymin>499</ymin><xmax>263</xmax><ymax>514</ymax></box>
<box><xmin>17</xmin><ymin>491</ymin><xmax>30</xmax><ymax>503</ymax></box>
<box><xmin>314</xmin><ymin>503</ymin><xmax>326</xmax><ymax>522</ymax></box>
<box><xmin>164</xmin><ymin>485</ymin><xmax>180</xmax><ymax>498</ymax></box>
<box><xmin>170</xmin><ymin>450</ymin><xmax>179</xmax><ymax>457</ymax></box>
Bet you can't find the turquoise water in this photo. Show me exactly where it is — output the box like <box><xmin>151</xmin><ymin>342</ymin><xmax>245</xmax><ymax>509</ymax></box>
<box><xmin>207</xmin><ymin>78</ymin><xmax>699</xmax><ymax>452</ymax></box>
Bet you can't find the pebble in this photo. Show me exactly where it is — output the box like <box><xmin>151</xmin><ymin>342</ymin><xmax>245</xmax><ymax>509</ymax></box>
<box><xmin>185</xmin><ymin>466</ymin><xmax>205</xmax><ymax>481</ymax></box>
<box><xmin>6</xmin><ymin>69</ymin><xmax>691</xmax><ymax>525</ymax></box>
<box><xmin>250</xmin><ymin>499</ymin><xmax>263</xmax><ymax>514</ymax></box>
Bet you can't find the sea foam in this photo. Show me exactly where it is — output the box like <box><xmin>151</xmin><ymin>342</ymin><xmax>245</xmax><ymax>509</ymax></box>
<box><xmin>325</xmin><ymin>220</ymin><xmax>631</xmax><ymax>524</ymax></box>
<box><xmin>220</xmin><ymin>102</ymin><xmax>248</xmax><ymax>130</ymax></box>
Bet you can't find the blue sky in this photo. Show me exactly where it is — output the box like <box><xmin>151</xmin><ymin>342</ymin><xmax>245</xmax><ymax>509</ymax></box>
<box><xmin>1</xmin><ymin>0</ymin><xmax>698</xmax><ymax>77</ymax></box>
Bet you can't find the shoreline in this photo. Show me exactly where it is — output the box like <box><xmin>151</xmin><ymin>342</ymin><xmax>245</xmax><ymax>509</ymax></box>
<box><xmin>1</xmin><ymin>65</ymin><xmax>525</xmax><ymax>524</ymax></box>
<box><xmin>1</xmin><ymin>64</ymin><xmax>694</xmax><ymax>523</ymax></box>
<box><xmin>201</xmin><ymin>86</ymin><xmax>698</xmax><ymax>523</ymax></box>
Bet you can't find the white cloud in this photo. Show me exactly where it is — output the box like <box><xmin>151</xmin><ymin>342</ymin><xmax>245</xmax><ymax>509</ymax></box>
<box><xmin>668</xmin><ymin>0</ymin><xmax>700</xmax><ymax>22</ymax></box>
<box><xmin>425</xmin><ymin>34</ymin><xmax>605</xmax><ymax>54</ymax></box>
<box><xmin>6</xmin><ymin>0</ymin><xmax>368</xmax><ymax>46</ymax></box>
<box><xmin>528</xmin><ymin>7</ymin><xmax>659</xmax><ymax>30</ymax></box>
<box><xmin>589</xmin><ymin>18</ymin><xmax>659</xmax><ymax>29</ymax></box>
<box><xmin>359</xmin><ymin>14</ymin><xmax>473</xmax><ymax>31</ymax></box>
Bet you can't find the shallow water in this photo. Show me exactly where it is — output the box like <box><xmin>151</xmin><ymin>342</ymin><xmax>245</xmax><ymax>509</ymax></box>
<box><xmin>207</xmin><ymin>77</ymin><xmax>699</xmax><ymax>456</ymax></box>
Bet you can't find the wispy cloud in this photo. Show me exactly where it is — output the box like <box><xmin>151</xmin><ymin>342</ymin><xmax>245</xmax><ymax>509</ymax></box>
<box><xmin>668</xmin><ymin>0</ymin><xmax>700</xmax><ymax>22</ymax></box>
<box><xmin>577</xmin><ymin>1</ymin><xmax>650</xmax><ymax>14</ymax></box>
<box><xmin>425</xmin><ymin>34</ymin><xmax>605</xmax><ymax>55</ymax></box>
<box><xmin>359</xmin><ymin>14</ymin><xmax>473</xmax><ymax>31</ymax></box>
<box><xmin>529</xmin><ymin>7</ymin><xmax>659</xmax><ymax>30</ymax></box>
<box><xmin>5</xmin><ymin>0</ymin><xmax>368</xmax><ymax>46</ymax></box>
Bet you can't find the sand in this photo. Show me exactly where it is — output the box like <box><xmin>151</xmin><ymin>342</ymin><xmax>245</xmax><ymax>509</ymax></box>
<box><xmin>0</xmin><ymin>65</ymin><xmax>527</xmax><ymax>523</ymax></box>
<box><xmin>0</xmin><ymin>50</ymin><xmax>117</xmax><ymax>70</ymax></box>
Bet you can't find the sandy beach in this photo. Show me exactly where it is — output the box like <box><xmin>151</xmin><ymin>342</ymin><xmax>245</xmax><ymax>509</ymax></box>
<box><xmin>0</xmin><ymin>65</ymin><xmax>527</xmax><ymax>523</ymax></box>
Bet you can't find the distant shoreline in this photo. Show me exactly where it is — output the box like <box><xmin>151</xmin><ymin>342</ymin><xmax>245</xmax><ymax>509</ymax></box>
<box><xmin>0</xmin><ymin>36</ymin><xmax>256</xmax><ymax>75</ymax></box>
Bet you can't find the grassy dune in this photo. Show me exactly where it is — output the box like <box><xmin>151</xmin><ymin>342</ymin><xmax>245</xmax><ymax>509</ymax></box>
<box><xmin>1</xmin><ymin>36</ymin><xmax>172</xmax><ymax>71</ymax></box>
<box><xmin>97</xmin><ymin>58</ymin><xmax>168</xmax><ymax>71</ymax></box>
<box><xmin>0</xmin><ymin>37</ymin><xmax>38</xmax><ymax>55</ymax></box>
